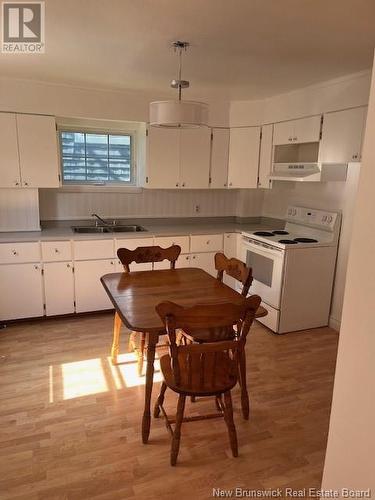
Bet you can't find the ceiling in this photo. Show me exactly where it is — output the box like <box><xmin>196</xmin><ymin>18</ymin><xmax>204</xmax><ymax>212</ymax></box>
<box><xmin>1</xmin><ymin>0</ymin><xmax>375</xmax><ymax>100</ymax></box>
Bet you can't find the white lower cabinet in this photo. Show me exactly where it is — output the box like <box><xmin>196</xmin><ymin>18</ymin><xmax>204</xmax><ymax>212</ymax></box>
<box><xmin>0</xmin><ymin>263</ymin><xmax>44</xmax><ymax>320</ymax></box>
<box><xmin>191</xmin><ymin>252</ymin><xmax>217</xmax><ymax>277</ymax></box>
<box><xmin>74</xmin><ymin>259</ymin><xmax>115</xmax><ymax>313</ymax></box>
<box><xmin>44</xmin><ymin>262</ymin><xmax>75</xmax><ymax>316</ymax></box>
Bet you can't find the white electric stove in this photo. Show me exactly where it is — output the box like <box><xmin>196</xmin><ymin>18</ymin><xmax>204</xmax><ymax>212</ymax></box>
<box><xmin>240</xmin><ymin>206</ymin><xmax>341</xmax><ymax>334</ymax></box>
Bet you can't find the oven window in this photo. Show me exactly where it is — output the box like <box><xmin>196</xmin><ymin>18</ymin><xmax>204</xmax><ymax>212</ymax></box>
<box><xmin>246</xmin><ymin>250</ymin><xmax>274</xmax><ymax>287</ymax></box>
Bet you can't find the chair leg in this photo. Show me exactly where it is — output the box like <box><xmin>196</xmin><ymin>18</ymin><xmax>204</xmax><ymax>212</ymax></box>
<box><xmin>190</xmin><ymin>396</ymin><xmax>196</xmax><ymax>403</ymax></box>
<box><xmin>223</xmin><ymin>391</ymin><xmax>238</xmax><ymax>458</ymax></box>
<box><xmin>239</xmin><ymin>349</ymin><xmax>250</xmax><ymax>420</ymax></box>
<box><xmin>111</xmin><ymin>312</ymin><xmax>122</xmax><ymax>365</ymax></box>
<box><xmin>171</xmin><ymin>394</ymin><xmax>186</xmax><ymax>466</ymax></box>
<box><xmin>137</xmin><ymin>333</ymin><xmax>146</xmax><ymax>376</ymax></box>
<box><xmin>154</xmin><ymin>381</ymin><xmax>167</xmax><ymax>418</ymax></box>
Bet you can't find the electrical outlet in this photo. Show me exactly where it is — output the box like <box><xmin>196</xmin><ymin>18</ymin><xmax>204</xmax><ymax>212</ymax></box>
<box><xmin>194</xmin><ymin>205</ymin><xmax>200</xmax><ymax>213</ymax></box>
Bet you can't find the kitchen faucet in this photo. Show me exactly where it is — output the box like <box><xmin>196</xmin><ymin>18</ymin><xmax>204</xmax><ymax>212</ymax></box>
<box><xmin>91</xmin><ymin>213</ymin><xmax>112</xmax><ymax>226</ymax></box>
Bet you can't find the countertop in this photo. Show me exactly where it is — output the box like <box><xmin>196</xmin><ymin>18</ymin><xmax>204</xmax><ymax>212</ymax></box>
<box><xmin>0</xmin><ymin>217</ymin><xmax>284</xmax><ymax>243</ymax></box>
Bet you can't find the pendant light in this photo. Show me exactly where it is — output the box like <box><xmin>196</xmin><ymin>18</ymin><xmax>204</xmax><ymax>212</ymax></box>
<box><xmin>150</xmin><ymin>41</ymin><xmax>208</xmax><ymax>128</ymax></box>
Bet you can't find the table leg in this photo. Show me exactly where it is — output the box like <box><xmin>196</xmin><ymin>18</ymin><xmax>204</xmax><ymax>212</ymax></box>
<box><xmin>111</xmin><ymin>312</ymin><xmax>122</xmax><ymax>365</ymax></box>
<box><xmin>142</xmin><ymin>332</ymin><xmax>158</xmax><ymax>444</ymax></box>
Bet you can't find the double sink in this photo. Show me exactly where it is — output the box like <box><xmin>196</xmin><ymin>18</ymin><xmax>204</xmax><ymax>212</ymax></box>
<box><xmin>72</xmin><ymin>225</ymin><xmax>147</xmax><ymax>234</ymax></box>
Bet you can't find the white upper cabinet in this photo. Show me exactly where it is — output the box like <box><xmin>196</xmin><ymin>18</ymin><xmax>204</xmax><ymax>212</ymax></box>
<box><xmin>210</xmin><ymin>128</ymin><xmax>230</xmax><ymax>188</ymax></box>
<box><xmin>16</xmin><ymin>114</ymin><xmax>60</xmax><ymax>188</ymax></box>
<box><xmin>273</xmin><ymin>115</ymin><xmax>321</xmax><ymax>145</ymax></box>
<box><xmin>258</xmin><ymin>124</ymin><xmax>273</xmax><ymax>189</ymax></box>
<box><xmin>145</xmin><ymin>127</ymin><xmax>180</xmax><ymax>188</ymax></box>
<box><xmin>145</xmin><ymin>127</ymin><xmax>210</xmax><ymax>189</ymax></box>
<box><xmin>320</xmin><ymin>107</ymin><xmax>367</xmax><ymax>164</ymax></box>
<box><xmin>228</xmin><ymin>127</ymin><xmax>261</xmax><ymax>188</ymax></box>
<box><xmin>180</xmin><ymin>128</ymin><xmax>211</xmax><ymax>188</ymax></box>
<box><xmin>0</xmin><ymin>113</ymin><xmax>21</xmax><ymax>188</ymax></box>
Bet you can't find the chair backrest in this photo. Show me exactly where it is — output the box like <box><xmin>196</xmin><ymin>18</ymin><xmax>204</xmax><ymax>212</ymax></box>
<box><xmin>215</xmin><ymin>252</ymin><xmax>253</xmax><ymax>296</ymax></box>
<box><xmin>117</xmin><ymin>245</ymin><xmax>181</xmax><ymax>272</ymax></box>
<box><xmin>156</xmin><ymin>295</ymin><xmax>261</xmax><ymax>389</ymax></box>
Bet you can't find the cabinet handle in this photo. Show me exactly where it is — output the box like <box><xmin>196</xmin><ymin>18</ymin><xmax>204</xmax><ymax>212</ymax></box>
<box><xmin>175</xmin><ymin>183</ymin><xmax>179</xmax><ymax>187</ymax></box>
<box><xmin>12</xmin><ymin>250</ymin><xmax>18</xmax><ymax>256</ymax></box>
<box><xmin>23</xmin><ymin>182</ymin><xmax>29</xmax><ymax>186</ymax></box>
<box><xmin>54</xmin><ymin>248</ymin><xmax>60</xmax><ymax>253</ymax></box>
<box><xmin>224</xmin><ymin>183</ymin><xmax>227</xmax><ymax>187</ymax></box>
<box><xmin>14</xmin><ymin>181</ymin><xmax>20</xmax><ymax>186</ymax></box>
<box><xmin>293</xmin><ymin>137</ymin><xmax>297</xmax><ymax>141</ymax></box>
<box><xmin>66</xmin><ymin>263</ymin><xmax>71</xmax><ymax>268</ymax></box>
<box><xmin>34</xmin><ymin>265</ymin><xmax>39</xmax><ymax>270</ymax></box>
<box><xmin>192</xmin><ymin>255</ymin><xmax>196</xmax><ymax>259</ymax></box>
<box><xmin>288</xmin><ymin>137</ymin><xmax>293</xmax><ymax>141</ymax></box>
<box><xmin>182</xmin><ymin>182</ymin><xmax>185</xmax><ymax>187</ymax></box>
<box><xmin>110</xmin><ymin>261</ymin><xmax>115</xmax><ymax>265</ymax></box>
<box><xmin>352</xmin><ymin>153</ymin><xmax>358</xmax><ymax>160</ymax></box>
<box><xmin>206</xmin><ymin>240</ymin><xmax>210</xmax><ymax>244</ymax></box>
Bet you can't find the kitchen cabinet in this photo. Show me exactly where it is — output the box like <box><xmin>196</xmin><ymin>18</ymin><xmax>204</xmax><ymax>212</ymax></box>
<box><xmin>210</xmin><ymin>128</ymin><xmax>230</xmax><ymax>188</ymax></box>
<box><xmin>273</xmin><ymin>115</ymin><xmax>321</xmax><ymax>145</ymax></box>
<box><xmin>41</xmin><ymin>241</ymin><xmax>72</xmax><ymax>262</ymax></box>
<box><xmin>0</xmin><ymin>113</ymin><xmax>21</xmax><ymax>188</ymax></box>
<box><xmin>44</xmin><ymin>262</ymin><xmax>75</xmax><ymax>316</ymax></box>
<box><xmin>153</xmin><ymin>236</ymin><xmax>190</xmax><ymax>254</ymax></box>
<box><xmin>145</xmin><ymin>127</ymin><xmax>211</xmax><ymax>189</ymax></box>
<box><xmin>176</xmin><ymin>254</ymin><xmax>192</xmax><ymax>268</ymax></box>
<box><xmin>320</xmin><ymin>107</ymin><xmax>367</xmax><ymax>163</ymax></box>
<box><xmin>223</xmin><ymin>232</ymin><xmax>237</xmax><ymax>289</ymax></box>
<box><xmin>190</xmin><ymin>234</ymin><xmax>223</xmax><ymax>253</ymax></box>
<box><xmin>145</xmin><ymin>127</ymin><xmax>180</xmax><ymax>188</ymax></box>
<box><xmin>0</xmin><ymin>263</ymin><xmax>44</xmax><ymax>320</ymax></box>
<box><xmin>74</xmin><ymin>259</ymin><xmax>115</xmax><ymax>313</ymax></box>
<box><xmin>180</xmin><ymin>128</ymin><xmax>211</xmax><ymax>188</ymax></box>
<box><xmin>258</xmin><ymin>124</ymin><xmax>273</xmax><ymax>189</ymax></box>
<box><xmin>191</xmin><ymin>252</ymin><xmax>217</xmax><ymax>277</ymax></box>
<box><xmin>16</xmin><ymin>114</ymin><xmax>60</xmax><ymax>188</ymax></box>
<box><xmin>228</xmin><ymin>127</ymin><xmax>261</xmax><ymax>188</ymax></box>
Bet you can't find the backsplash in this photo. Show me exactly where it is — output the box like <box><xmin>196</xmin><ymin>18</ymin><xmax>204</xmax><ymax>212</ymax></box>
<box><xmin>0</xmin><ymin>189</ymin><xmax>40</xmax><ymax>231</ymax></box>
<box><xmin>39</xmin><ymin>188</ymin><xmax>264</xmax><ymax>220</ymax></box>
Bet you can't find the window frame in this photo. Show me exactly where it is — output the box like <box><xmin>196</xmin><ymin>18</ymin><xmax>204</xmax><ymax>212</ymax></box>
<box><xmin>58</xmin><ymin>127</ymin><xmax>137</xmax><ymax>188</ymax></box>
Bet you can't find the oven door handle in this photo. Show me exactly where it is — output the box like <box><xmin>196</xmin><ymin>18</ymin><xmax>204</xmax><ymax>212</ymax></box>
<box><xmin>242</xmin><ymin>241</ymin><xmax>284</xmax><ymax>259</ymax></box>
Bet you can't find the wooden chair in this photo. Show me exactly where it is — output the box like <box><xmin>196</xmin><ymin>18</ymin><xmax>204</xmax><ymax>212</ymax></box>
<box><xmin>154</xmin><ymin>295</ymin><xmax>261</xmax><ymax>466</ymax></box>
<box><xmin>179</xmin><ymin>252</ymin><xmax>254</xmax><ymax>415</ymax></box>
<box><xmin>113</xmin><ymin>245</ymin><xmax>181</xmax><ymax>375</ymax></box>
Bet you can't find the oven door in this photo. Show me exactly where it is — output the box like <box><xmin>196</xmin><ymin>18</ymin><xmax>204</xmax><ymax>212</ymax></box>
<box><xmin>240</xmin><ymin>236</ymin><xmax>284</xmax><ymax>309</ymax></box>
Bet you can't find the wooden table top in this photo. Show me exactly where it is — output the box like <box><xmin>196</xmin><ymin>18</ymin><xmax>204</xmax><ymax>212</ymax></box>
<box><xmin>101</xmin><ymin>267</ymin><xmax>266</xmax><ymax>333</ymax></box>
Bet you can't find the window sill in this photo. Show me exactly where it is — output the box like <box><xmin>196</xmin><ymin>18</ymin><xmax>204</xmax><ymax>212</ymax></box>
<box><xmin>56</xmin><ymin>185</ymin><xmax>143</xmax><ymax>194</ymax></box>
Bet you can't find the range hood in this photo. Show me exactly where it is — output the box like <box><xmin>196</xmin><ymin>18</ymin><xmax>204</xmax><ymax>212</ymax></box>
<box><xmin>269</xmin><ymin>163</ymin><xmax>348</xmax><ymax>182</ymax></box>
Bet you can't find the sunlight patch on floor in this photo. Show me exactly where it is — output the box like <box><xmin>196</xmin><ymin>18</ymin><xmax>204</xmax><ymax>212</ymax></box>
<box><xmin>61</xmin><ymin>358</ymin><xmax>108</xmax><ymax>400</ymax></box>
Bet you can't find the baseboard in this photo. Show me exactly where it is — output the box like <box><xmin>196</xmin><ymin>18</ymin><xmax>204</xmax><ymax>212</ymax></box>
<box><xmin>329</xmin><ymin>316</ymin><xmax>341</xmax><ymax>332</ymax></box>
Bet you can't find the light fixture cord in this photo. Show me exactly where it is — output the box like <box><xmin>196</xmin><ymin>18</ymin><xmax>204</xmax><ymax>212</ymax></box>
<box><xmin>178</xmin><ymin>46</ymin><xmax>183</xmax><ymax>101</ymax></box>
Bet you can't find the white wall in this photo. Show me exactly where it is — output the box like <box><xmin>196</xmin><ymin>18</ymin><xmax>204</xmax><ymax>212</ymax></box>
<box><xmin>321</xmin><ymin>56</ymin><xmax>375</xmax><ymax>497</ymax></box>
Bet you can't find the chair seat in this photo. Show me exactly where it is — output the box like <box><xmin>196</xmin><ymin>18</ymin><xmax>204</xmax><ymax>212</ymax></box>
<box><xmin>181</xmin><ymin>325</ymin><xmax>236</xmax><ymax>344</ymax></box>
<box><xmin>160</xmin><ymin>352</ymin><xmax>237</xmax><ymax>397</ymax></box>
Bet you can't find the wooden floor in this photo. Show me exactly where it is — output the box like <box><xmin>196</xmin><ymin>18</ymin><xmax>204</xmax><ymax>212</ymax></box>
<box><xmin>0</xmin><ymin>313</ymin><xmax>339</xmax><ymax>500</ymax></box>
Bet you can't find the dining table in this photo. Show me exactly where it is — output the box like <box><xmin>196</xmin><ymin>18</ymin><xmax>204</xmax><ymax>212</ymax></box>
<box><xmin>101</xmin><ymin>267</ymin><xmax>267</xmax><ymax>444</ymax></box>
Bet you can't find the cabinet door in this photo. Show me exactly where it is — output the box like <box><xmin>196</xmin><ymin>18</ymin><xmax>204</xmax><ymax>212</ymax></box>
<box><xmin>17</xmin><ymin>114</ymin><xmax>60</xmax><ymax>188</ymax></box>
<box><xmin>180</xmin><ymin>128</ymin><xmax>211</xmax><ymax>188</ymax></box>
<box><xmin>273</xmin><ymin>121</ymin><xmax>295</xmax><ymax>145</ymax></box>
<box><xmin>145</xmin><ymin>127</ymin><xmax>180</xmax><ymax>188</ymax></box>
<box><xmin>223</xmin><ymin>233</ymin><xmax>238</xmax><ymax>289</ymax></box>
<box><xmin>176</xmin><ymin>254</ymin><xmax>191</xmax><ymax>268</ymax></box>
<box><xmin>228</xmin><ymin>127</ymin><xmax>260</xmax><ymax>188</ymax></box>
<box><xmin>320</xmin><ymin>107</ymin><xmax>367</xmax><ymax>163</ymax></box>
<box><xmin>0</xmin><ymin>263</ymin><xmax>44</xmax><ymax>320</ymax></box>
<box><xmin>293</xmin><ymin>115</ymin><xmax>321</xmax><ymax>143</ymax></box>
<box><xmin>0</xmin><ymin>113</ymin><xmax>21</xmax><ymax>188</ymax></box>
<box><xmin>258</xmin><ymin>124</ymin><xmax>273</xmax><ymax>189</ymax></box>
<box><xmin>192</xmin><ymin>252</ymin><xmax>216</xmax><ymax>277</ymax></box>
<box><xmin>44</xmin><ymin>262</ymin><xmax>75</xmax><ymax>316</ymax></box>
<box><xmin>74</xmin><ymin>259</ymin><xmax>115</xmax><ymax>313</ymax></box>
<box><xmin>210</xmin><ymin>128</ymin><xmax>229</xmax><ymax>188</ymax></box>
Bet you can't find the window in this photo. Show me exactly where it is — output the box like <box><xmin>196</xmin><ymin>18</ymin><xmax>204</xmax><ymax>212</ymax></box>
<box><xmin>60</xmin><ymin>130</ymin><xmax>135</xmax><ymax>185</ymax></box>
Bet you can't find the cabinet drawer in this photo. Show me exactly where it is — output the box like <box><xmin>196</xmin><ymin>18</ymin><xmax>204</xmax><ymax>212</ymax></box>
<box><xmin>74</xmin><ymin>239</ymin><xmax>114</xmax><ymax>260</ymax></box>
<box><xmin>41</xmin><ymin>241</ymin><xmax>72</xmax><ymax>262</ymax></box>
<box><xmin>115</xmin><ymin>237</ymin><xmax>154</xmax><ymax>252</ymax></box>
<box><xmin>190</xmin><ymin>234</ymin><xmax>223</xmax><ymax>253</ymax></box>
<box><xmin>0</xmin><ymin>242</ymin><xmax>40</xmax><ymax>264</ymax></box>
<box><xmin>154</xmin><ymin>236</ymin><xmax>190</xmax><ymax>254</ymax></box>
